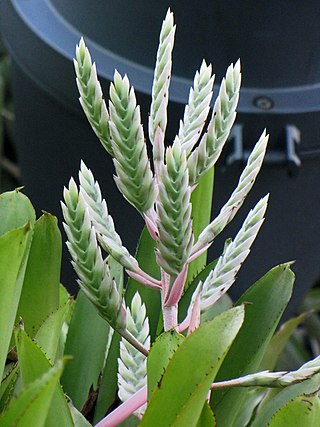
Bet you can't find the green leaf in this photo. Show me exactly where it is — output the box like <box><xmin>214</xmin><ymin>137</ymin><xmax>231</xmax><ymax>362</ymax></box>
<box><xmin>0</xmin><ymin>189</ymin><xmax>36</xmax><ymax>236</ymax></box>
<box><xmin>211</xmin><ymin>263</ymin><xmax>295</xmax><ymax>427</ymax></box>
<box><xmin>0</xmin><ymin>364</ymin><xmax>19</xmax><ymax>413</ymax></box>
<box><xmin>196</xmin><ymin>402</ymin><xmax>216</xmax><ymax>427</ymax></box>
<box><xmin>60</xmin><ymin>283</ymin><xmax>70</xmax><ymax>307</ymax></box>
<box><xmin>260</xmin><ymin>312</ymin><xmax>309</xmax><ymax>371</ymax></box>
<box><xmin>0</xmin><ymin>360</ymin><xmax>64</xmax><ymax>427</ymax></box>
<box><xmin>35</xmin><ymin>299</ymin><xmax>74</xmax><ymax>363</ymax></box>
<box><xmin>251</xmin><ymin>373</ymin><xmax>320</xmax><ymax>427</ymax></box>
<box><xmin>125</xmin><ymin>226</ymin><xmax>161</xmax><ymax>340</ymax></box>
<box><xmin>16</xmin><ymin>213</ymin><xmax>61</xmax><ymax>338</ymax></box>
<box><xmin>69</xmin><ymin>402</ymin><xmax>93</xmax><ymax>426</ymax></box>
<box><xmin>267</xmin><ymin>394</ymin><xmax>320</xmax><ymax>427</ymax></box>
<box><xmin>147</xmin><ymin>330</ymin><xmax>185</xmax><ymax>400</ymax></box>
<box><xmin>61</xmin><ymin>290</ymin><xmax>111</xmax><ymax>411</ymax></box>
<box><xmin>0</xmin><ymin>223</ymin><xmax>33</xmax><ymax>380</ymax></box>
<box><xmin>187</xmin><ymin>167</ymin><xmax>214</xmax><ymax>287</ymax></box>
<box><xmin>140</xmin><ymin>305</ymin><xmax>245</xmax><ymax>427</ymax></box>
<box><xmin>15</xmin><ymin>327</ymin><xmax>73</xmax><ymax>427</ymax></box>
<box><xmin>93</xmin><ymin>331</ymin><xmax>120</xmax><ymax>424</ymax></box>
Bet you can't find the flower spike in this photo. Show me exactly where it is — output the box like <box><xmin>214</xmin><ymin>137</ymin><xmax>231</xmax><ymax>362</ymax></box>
<box><xmin>188</xmin><ymin>60</ymin><xmax>241</xmax><ymax>185</ymax></box>
<box><xmin>149</xmin><ymin>9</ymin><xmax>176</xmax><ymax>144</ymax></box>
<box><xmin>200</xmin><ymin>195</ymin><xmax>269</xmax><ymax>313</ymax></box>
<box><xmin>177</xmin><ymin>60</ymin><xmax>215</xmax><ymax>156</ymax></box>
<box><xmin>61</xmin><ymin>178</ymin><xmax>126</xmax><ymax>331</ymax></box>
<box><xmin>118</xmin><ymin>293</ymin><xmax>150</xmax><ymax>418</ymax></box>
<box><xmin>74</xmin><ymin>38</ymin><xmax>113</xmax><ymax>156</ymax></box>
<box><xmin>192</xmin><ymin>130</ymin><xmax>269</xmax><ymax>255</ymax></box>
<box><xmin>109</xmin><ymin>71</ymin><xmax>156</xmax><ymax>214</ymax></box>
<box><xmin>156</xmin><ymin>141</ymin><xmax>193</xmax><ymax>279</ymax></box>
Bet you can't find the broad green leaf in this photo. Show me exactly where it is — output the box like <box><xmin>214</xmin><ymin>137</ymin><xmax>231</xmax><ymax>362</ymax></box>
<box><xmin>0</xmin><ymin>189</ymin><xmax>36</xmax><ymax>236</ymax></box>
<box><xmin>60</xmin><ymin>283</ymin><xmax>70</xmax><ymax>307</ymax></box>
<box><xmin>211</xmin><ymin>263</ymin><xmax>294</xmax><ymax>427</ymax></box>
<box><xmin>147</xmin><ymin>330</ymin><xmax>185</xmax><ymax>400</ymax></box>
<box><xmin>35</xmin><ymin>299</ymin><xmax>74</xmax><ymax>363</ymax></box>
<box><xmin>0</xmin><ymin>360</ymin><xmax>64</xmax><ymax>427</ymax></box>
<box><xmin>232</xmin><ymin>387</ymin><xmax>266</xmax><ymax>427</ymax></box>
<box><xmin>61</xmin><ymin>290</ymin><xmax>111</xmax><ymax>411</ymax></box>
<box><xmin>93</xmin><ymin>332</ymin><xmax>120</xmax><ymax>424</ymax></box>
<box><xmin>140</xmin><ymin>305</ymin><xmax>245</xmax><ymax>427</ymax></box>
<box><xmin>196</xmin><ymin>402</ymin><xmax>216</xmax><ymax>427</ymax></box>
<box><xmin>69</xmin><ymin>402</ymin><xmax>93</xmax><ymax>426</ymax></box>
<box><xmin>15</xmin><ymin>327</ymin><xmax>73</xmax><ymax>427</ymax></box>
<box><xmin>276</xmin><ymin>330</ymin><xmax>311</xmax><ymax>371</ymax></box>
<box><xmin>251</xmin><ymin>373</ymin><xmax>320</xmax><ymax>427</ymax></box>
<box><xmin>16</xmin><ymin>213</ymin><xmax>61</xmax><ymax>338</ymax></box>
<box><xmin>0</xmin><ymin>223</ymin><xmax>33</xmax><ymax>379</ymax></box>
<box><xmin>267</xmin><ymin>394</ymin><xmax>320</xmax><ymax>427</ymax></box>
<box><xmin>260</xmin><ymin>312</ymin><xmax>309</xmax><ymax>371</ymax></box>
<box><xmin>125</xmin><ymin>226</ymin><xmax>161</xmax><ymax>340</ymax></box>
<box><xmin>187</xmin><ymin>167</ymin><xmax>214</xmax><ymax>287</ymax></box>
<box><xmin>119</xmin><ymin>415</ymin><xmax>139</xmax><ymax>426</ymax></box>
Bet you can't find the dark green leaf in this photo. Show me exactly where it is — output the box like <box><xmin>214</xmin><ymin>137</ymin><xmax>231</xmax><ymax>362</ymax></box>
<box><xmin>0</xmin><ymin>360</ymin><xmax>65</xmax><ymax>427</ymax></box>
<box><xmin>15</xmin><ymin>327</ymin><xmax>73</xmax><ymax>426</ymax></box>
<box><xmin>61</xmin><ymin>290</ymin><xmax>111</xmax><ymax>411</ymax></box>
<box><xmin>147</xmin><ymin>330</ymin><xmax>185</xmax><ymax>400</ymax></box>
<box><xmin>251</xmin><ymin>373</ymin><xmax>320</xmax><ymax>427</ymax></box>
<box><xmin>16</xmin><ymin>213</ymin><xmax>61</xmax><ymax>338</ymax></box>
<box><xmin>93</xmin><ymin>332</ymin><xmax>120</xmax><ymax>424</ymax></box>
<box><xmin>125</xmin><ymin>227</ymin><xmax>161</xmax><ymax>341</ymax></box>
<box><xmin>267</xmin><ymin>393</ymin><xmax>320</xmax><ymax>427</ymax></box>
<box><xmin>0</xmin><ymin>364</ymin><xmax>18</xmax><ymax>413</ymax></box>
<box><xmin>187</xmin><ymin>167</ymin><xmax>214</xmax><ymax>287</ymax></box>
<box><xmin>35</xmin><ymin>300</ymin><xmax>74</xmax><ymax>363</ymax></box>
<box><xmin>0</xmin><ymin>189</ymin><xmax>35</xmax><ymax>237</ymax></box>
<box><xmin>196</xmin><ymin>402</ymin><xmax>216</xmax><ymax>427</ymax></box>
<box><xmin>140</xmin><ymin>306</ymin><xmax>245</xmax><ymax>427</ymax></box>
<box><xmin>211</xmin><ymin>263</ymin><xmax>295</xmax><ymax>427</ymax></box>
<box><xmin>0</xmin><ymin>223</ymin><xmax>33</xmax><ymax>379</ymax></box>
<box><xmin>260</xmin><ymin>312</ymin><xmax>309</xmax><ymax>371</ymax></box>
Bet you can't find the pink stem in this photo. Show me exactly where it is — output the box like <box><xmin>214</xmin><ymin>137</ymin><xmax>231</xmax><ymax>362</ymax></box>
<box><xmin>127</xmin><ymin>270</ymin><xmax>161</xmax><ymax>290</ymax></box>
<box><xmin>162</xmin><ymin>304</ymin><xmax>178</xmax><ymax>331</ymax></box>
<box><xmin>95</xmin><ymin>386</ymin><xmax>148</xmax><ymax>427</ymax></box>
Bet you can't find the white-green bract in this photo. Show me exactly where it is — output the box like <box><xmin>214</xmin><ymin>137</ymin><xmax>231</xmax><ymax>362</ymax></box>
<box><xmin>61</xmin><ymin>8</ymin><xmax>318</xmax><ymax>427</ymax></box>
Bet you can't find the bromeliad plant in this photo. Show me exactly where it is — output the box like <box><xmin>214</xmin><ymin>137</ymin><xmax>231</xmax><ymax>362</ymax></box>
<box><xmin>1</xmin><ymin>8</ymin><xmax>320</xmax><ymax>427</ymax></box>
<box><xmin>61</xmin><ymin>8</ymin><xmax>320</xmax><ymax>426</ymax></box>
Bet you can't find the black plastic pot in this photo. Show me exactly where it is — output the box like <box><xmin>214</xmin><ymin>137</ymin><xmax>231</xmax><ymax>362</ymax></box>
<box><xmin>1</xmin><ymin>1</ymin><xmax>320</xmax><ymax>313</ymax></box>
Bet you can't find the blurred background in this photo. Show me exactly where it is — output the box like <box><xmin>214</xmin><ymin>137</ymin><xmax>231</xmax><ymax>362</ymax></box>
<box><xmin>1</xmin><ymin>0</ymin><xmax>320</xmax><ymax>367</ymax></box>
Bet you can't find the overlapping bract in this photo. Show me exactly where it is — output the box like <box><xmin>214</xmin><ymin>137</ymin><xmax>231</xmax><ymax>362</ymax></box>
<box><xmin>200</xmin><ymin>195</ymin><xmax>269</xmax><ymax>313</ymax></box>
<box><xmin>156</xmin><ymin>141</ymin><xmax>193</xmax><ymax>278</ymax></box>
<box><xmin>149</xmin><ymin>9</ymin><xmax>175</xmax><ymax>145</ymax></box>
<box><xmin>61</xmin><ymin>179</ymin><xmax>126</xmax><ymax>331</ymax></box>
<box><xmin>176</xmin><ymin>60</ymin><xmax>215</xmax><ymax>155</ymax></box>
<box><xmin>78</xmin><ymin>161</ymin><xmax>139</xmax><ymax>272</ymax></box>
<box><xmin>109</xmin><ymin>72</ymin><xmax>156</xmax><ymax>214</ymax></box>
<box><xmin>74</xmin><ymin>38</ymin><xmax>112</xmax><ymax>156</ymax></box>
<box><xmin>188</xmin><ymin>60</ymin><xmax>241</xmax><ymax>185</ymax></box>
<box><xmin>118</xmin><ymin>293</ymin><xmax>150</xmax><ymax>418</ymax></box>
